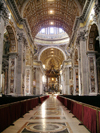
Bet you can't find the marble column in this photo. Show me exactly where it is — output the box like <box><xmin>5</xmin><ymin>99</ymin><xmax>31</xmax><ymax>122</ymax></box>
<box><xmin>0</xmin><ymin>2</ymin><xmax>8</xmax><ymax>94</ymax></box>
<box><xmin>16</xmin><ymin>32</ymin><xmax>23</xmax><ymax>95</ymax></box>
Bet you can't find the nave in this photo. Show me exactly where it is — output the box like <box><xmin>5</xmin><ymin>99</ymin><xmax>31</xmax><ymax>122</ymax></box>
<box><xmin>2</xmin><ymin>96</ymin><xmax>90</xmax><ymax>133</ymax></box>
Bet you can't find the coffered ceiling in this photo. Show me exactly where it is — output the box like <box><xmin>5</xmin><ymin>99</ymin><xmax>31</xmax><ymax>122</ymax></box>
<box><xmin>14</xmin><ymin>0</ymin><xmax>86</xmax><ymax>38</ymax></box>
<box><xmin>14</xmin><ymin>0</ymin><xmax>86</xmax><ymax>69</ymax></box>
<box><xmin>40</xmin><ymin>48</ymin><xmax>65</xmax><ymax>70</ymax></box>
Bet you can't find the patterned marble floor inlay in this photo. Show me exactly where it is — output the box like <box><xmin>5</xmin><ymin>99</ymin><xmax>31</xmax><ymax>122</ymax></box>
<box><xmin>34</xmin><ymin>110</ymin><xmax>63</xmax><ymax>115</ymax></box>
<box><xmin>42</xmin><ymin>108</ymin><xmax>58</xmax><ymax>110</ymax></box>
<box><xmin>30</xmin><ymin>116</ymin><xmax>66</xmax><ymax>120</ymax></box>
<box><xmin>1</xmin><ymin>96</ymin><xmax>90</xmax><ymax>133</ymax></box>
<box><xmin>17</xmin><ymin>122</ymin><xmax>72</xmax><ymax>133</ymax></box>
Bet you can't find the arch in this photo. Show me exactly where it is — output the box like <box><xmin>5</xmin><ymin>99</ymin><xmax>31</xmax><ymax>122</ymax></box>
<box><xmin>5</xmin><ymin>25</ymin><xmax>17</xmax><ymax>53</ymax></box>
<box><xmin>2</xmin><ymin>25</ymin><xmax>17</xmax><ymax>94</ymax></box>
<box><xmin>38</xmin><ymin>46</ymin><xmax>66</xmax><ymax>61</ymax></box>
<box><xmin>88</xmin><ymin>23</ymin><xmax>100</xmax><ymax>93</ymax></box>
<box><xmin>88</xmin><ymin>23</ymin><xmax>99</xmax><ymax>51</ymax></box>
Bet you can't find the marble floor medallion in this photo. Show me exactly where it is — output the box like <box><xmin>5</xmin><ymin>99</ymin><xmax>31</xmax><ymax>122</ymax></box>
<box><xmin>18</xmin><ymin>122</ymin><xmax>72</xmax><ymax>133</ymax></box>
<box><xmin>34</xmin><ymin>110</ymin><xmax>63</xmax><ymax>115</ymax></box>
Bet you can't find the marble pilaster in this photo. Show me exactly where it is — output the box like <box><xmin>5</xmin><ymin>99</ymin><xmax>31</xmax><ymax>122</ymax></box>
<box><xmin>24</xmin><ymin>66</ymin><xmax>31</xmax><ymax>95</ymax></box>
<box><xmin>73</xmin><ymin>66</ymin><xmax>79</xmax><ymax>95</ymax></box>
<box><xmin>87</xmin><ymin>51</ymin><xmax>98</xmax><ymax>95</ymax></box>
<box><xmin>62</xmin><ymin>72</ymin><xmax>65</xmax><ymax>94</ymax></box>
<box><xmin>77</xmin><ymin>30</ymin><xmax>88</xmax><ymax>95</ymax></box>
<box><xmin>30</xmin><ymin>53</ymin><xmax>34</xmax><ymax>94</ymax></box>
<box><xmin>76</xmin><ymin>41</ymin><xmax>82</xmax><ymax>95</ymax></box>
<box><xmin>61</xmin><ymin>61</ymin><xmax>71</xmax><ymax>95</ymax></box>
<box><xmin>65</xmin><ymin>67</ymin><xmax>70</xmax><ymax>95</ymax></box>
<box><xmin>40</xmin><ymin>70</ymin><xmax>43</xmax><ymax>94</ymax></box>
<box><xmin>36</xmin><ymin>67</ymin><xmax>40</xmax><ymax>95</ymax></box>
<box><xmin>60</xmin><ymin>73</ymin><xmax>64</xmax><ymax>94</ymax></box>
<box><xmin>4</xmin><ymin>66</ymin><xmax>8</xmax><ymax>94</ymax></box>
<box><xmin>8</xmin><ymin>53</ymin><xmax>17</xmax><ymax>94</ymax></box>
<box><xmin>78</xmin><ymin>45</ymin><xmax>82</xmax><ymax>95</ymax></box>
<box><xmin>22</xmin><ymin>39</ymin><xmax>26</xmax><ymax>94</ymax></box>
<box><xmin>24</xmin><ymin>46</ymin><xmax>34</xmax><ymax>95</ymax></box>
<box><xmin>16</xmin><ymin>32</ymin><xmax>23</xmax><ymax>95</ymax></box>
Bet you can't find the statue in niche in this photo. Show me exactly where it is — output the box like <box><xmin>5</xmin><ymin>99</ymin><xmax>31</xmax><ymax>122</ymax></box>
<box><xmin>4</xmin><ymin>37</ymin><xmax>10</xmax><ymax>54</ymax></box>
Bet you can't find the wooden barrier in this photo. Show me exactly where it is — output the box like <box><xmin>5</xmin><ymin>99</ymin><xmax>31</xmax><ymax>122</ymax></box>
<box><xmin>57</xmin><ymin>95</ymin><xmax>100</xmax><ymax>133</ymax></box>
<box><xmin>0</xmin><ymin>95</ymin><xmax>49</xmax><ymax>132</ymax></box>
<box><xmin>39</xmin><ymin>95</ymin><xmax>49</xmax><ymax>104</ymax></box>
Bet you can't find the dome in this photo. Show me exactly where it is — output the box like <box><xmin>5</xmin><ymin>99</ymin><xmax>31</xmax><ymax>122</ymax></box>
<box><xmin>34</xmin><ymin>27</ymin><xmax>70</xmax><ymax>46</ymax></box>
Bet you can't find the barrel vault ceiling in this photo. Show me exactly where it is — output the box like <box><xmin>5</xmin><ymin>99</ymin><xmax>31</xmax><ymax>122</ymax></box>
<box><xmin>40</xmin><ymin>48</ymin><xmax>65</xmax><ymax>70</ymax></box>
<box><xmin>15</xmin><ymin>0</ymin><xmax>86</xmax><ymax>38</ymax></box>
<box><xmin>14</xmin><ymin>0</ymin><xmax>86</xmax><ymax>70</ymax></box>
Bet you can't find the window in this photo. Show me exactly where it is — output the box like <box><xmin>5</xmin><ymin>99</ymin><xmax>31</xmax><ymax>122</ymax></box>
<box><xmin>59</xmin><ymin>28</ymin><xmax>63</xmax><ymax>33</ymax></box>
<box><xmin>39</xmin><ymin>27</ymin><xmax>66</xmax><ymax>35</ymax></box>
<box><xmin>40</xmin><ymin>28</ymin><xmax>45</xmax><ymax>33</ymax></box>
<box><xmin>50</xmin><ymin>27</ymin><xmax>54</xmax><ymax>34</ymax></box>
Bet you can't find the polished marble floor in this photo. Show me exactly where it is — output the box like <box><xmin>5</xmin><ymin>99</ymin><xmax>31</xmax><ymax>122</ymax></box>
<box><xmin>2</xmin><ymin>95</ymin><xmax>90</xmax><ymax>133</ymax></box>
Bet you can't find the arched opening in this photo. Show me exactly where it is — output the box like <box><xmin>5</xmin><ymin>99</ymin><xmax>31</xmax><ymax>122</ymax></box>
<box><xmin>40</xmin><ymin>48</ymin><xmax>65</xmax><ymax>93</ymax></box>
<box><xmin>34</xmin><ymin>27</ymin><xmax>69</xmax><ymax>94</ymax></box>
<box><xmin>2</xmin><ymin>25</ymin><xmax>17</xmax><ymax>94</ymax></box>
<box><xmin>94</xmin><ymin>27</ymin><xmax>100</xmax><ymax>93</ymax></box>
<box><xmin>89</xmin><ymin>24</ymin><xmax>100</xmax><ymax>93</ymax></box>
